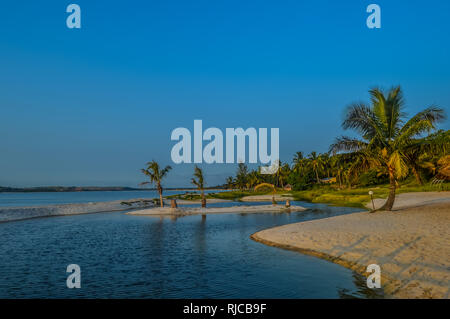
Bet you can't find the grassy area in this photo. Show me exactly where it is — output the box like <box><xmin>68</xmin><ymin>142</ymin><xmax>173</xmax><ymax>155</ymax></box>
<box><xmin>290</xmin><ymin>182</ymin><xmax>449</xmax><ymax>208</ymax></box>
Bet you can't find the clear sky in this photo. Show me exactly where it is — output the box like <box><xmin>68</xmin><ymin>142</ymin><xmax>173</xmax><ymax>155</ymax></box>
<box><xmin>0</xmin><ymin>0</ymin><xmax>449</xmax><ymax>187</ymax></box>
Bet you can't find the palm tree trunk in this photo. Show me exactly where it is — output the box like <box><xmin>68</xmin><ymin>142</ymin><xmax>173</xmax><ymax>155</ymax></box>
<box><xmin>315</xmin><ymin>169</ymin><xmax>320</xmax><ymax>184</ymax></box>
<box><xmin>338</xmin><ymin>171</ymin><xmax>342</xmax><ymax>189</ymax></box>
<box><xmin>158</xmin><ymin>184</ymin><xmax>164</xmax><ymax>208</ymax></box>
<box><xmin>201</xmin><ymin>189</ymin><xmax>206</xmax><ymax>208</ymax></box>
<box><xmin>411</xmin><ymin>166</ymin><xmax>423</xmax><ymax>185</ymax></box>
<box><xmin>379</xmin><ymin>169</ymin><xmax>396</xmax><ymax>211</ymax></box>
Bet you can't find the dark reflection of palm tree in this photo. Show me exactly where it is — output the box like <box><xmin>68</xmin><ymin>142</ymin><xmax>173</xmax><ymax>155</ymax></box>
<box><xmin>195</xmin><ymin>216</ymin><xmax>207</xmax><ymax>254</ymax></box>
<box><xmin>190</xmin><ymin>216</ymin><xmax>208</xmax><ymax>293</ymax></box>
<box><xmin>145</xmin><ymin>218</ymin><xmax>166</xmax><ymax>295</ymax></box>
<box><xmin>337</xmin><ymin>272</ymin><xmax>385</xmax><ymax>299</ymax></box>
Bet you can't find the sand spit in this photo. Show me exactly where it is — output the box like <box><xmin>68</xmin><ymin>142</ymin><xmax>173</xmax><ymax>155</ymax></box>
<box><xmin>240</xmin><ymin>194</ymin><xmax>294</xmax><ymax>202</ymax></box>
<box><xmin>252</xmin><ymin>192</ymin><xmax>450</xmax><ymax>299</ymax></box>
<box><xmin>127</xmin><ymin>204</ymin><xmax>306</xmax><ymax>217</ymax></box>
<box><xmin>0</xmin><ymin>199</ymin><xmax>154</xmax><ymax>223</ymax></box>
<box><xmin>173</xmin><ymin>198</ymin><xmax>232</xmax><ymax>205</ymax></box>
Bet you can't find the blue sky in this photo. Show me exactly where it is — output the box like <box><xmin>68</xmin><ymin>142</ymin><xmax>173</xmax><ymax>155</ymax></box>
<box><xmin>0</xmin><ymin>0</ymin><xmax>449</xmax><ymax>187</ymax></box>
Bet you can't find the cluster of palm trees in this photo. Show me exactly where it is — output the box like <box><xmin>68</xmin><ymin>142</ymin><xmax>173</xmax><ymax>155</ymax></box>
<box><xmin>224</xmin><ymin>86</ymin><xmax>448</xmax><ymax>211</ymax></box>
<box><xmin>225</xmin><ymin>162</ymin><xmax>292</xmax><ymax>190</ymax></box>
<box><xmin>141</xmin><ymin>86</ymin><xmax>448</xmax><ymax>212</ymax></box>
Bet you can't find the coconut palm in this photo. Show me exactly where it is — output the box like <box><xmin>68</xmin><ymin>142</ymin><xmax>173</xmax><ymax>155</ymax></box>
<box><xmin>246</xmin><ymin>170</ymin><xmax>261</xmax><ymax>189</ymax></box>
<box><xmin>320</xmin><ymin>153</ymin><xmax>331</xmax><ymax>178</ymax></box>
<box><xmin>330</xmin><ymin>86</ymin><xmax>445</xmax><ymax>211</ymax></box>
<box><xmin>191</xmin><ymin>166</ymin><xmax>206</xmax><ymax>208</ymax></box>
<box><xmin>308</xmin><ymin>151</ymin><xmax>324</xmax><ymax>184</ymax></box>
<box><xmin>292</xmin><ymin>152</ymin><xmax>304</xmax><ymax>170</ymax></box>
<box><xmin>276</xmin><ymin>162</ymin><xmax>291</xmax><ymax>188</ymax></box>
<box><xmin>140</xmin><ymin>161</ymin><xmax>172</xmax><ymax>207</ymax></box>
<box><xmin>235</xmin><ymin>163</ymin><xmax>249</xmax><ymax>190</ymax></box>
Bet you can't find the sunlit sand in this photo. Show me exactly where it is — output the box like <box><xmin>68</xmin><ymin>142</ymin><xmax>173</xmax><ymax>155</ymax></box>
<box><xmin>251</xmin><ymin>192</ymin><xmax>450</xmax><ymax>299</ymax></box>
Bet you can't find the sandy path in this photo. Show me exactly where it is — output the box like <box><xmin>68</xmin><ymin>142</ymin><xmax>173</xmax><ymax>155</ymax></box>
<box><xmin>252</xmin><ymin>192</ymin><xmax>450</xmax><ymax>299</ymax></box>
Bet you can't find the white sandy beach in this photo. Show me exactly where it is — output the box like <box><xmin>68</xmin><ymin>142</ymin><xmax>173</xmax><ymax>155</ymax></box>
<box><xmin>252</xmin><ymin>191</ymin><xmax>450</xmax><ymax>299</ymax></box>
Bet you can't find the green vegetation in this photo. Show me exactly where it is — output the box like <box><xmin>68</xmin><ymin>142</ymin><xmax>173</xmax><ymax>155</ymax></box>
<box><xmin>330</xmin><ymin>86</ymin><xmax>446</xmax><ymax>210</ymax></box>
<box><xmin>291</xmin><ymin>182</ymin><xmax>449</xmax><ymax>208</ymax></box>
<box><xmin>221</xmin><ymin>86</ymin><xmax>448</xmax><ymax>211</ymax></box>
<box><xmin>142</xmin><ymin>86</ymin><xmax>448</xmax><ymax>210</ymax></box>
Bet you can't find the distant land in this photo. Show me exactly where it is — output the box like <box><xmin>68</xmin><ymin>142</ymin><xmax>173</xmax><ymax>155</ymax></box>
<box><xmin>0</xmin><ymin>186</ymin><xmax>226</xmax><ymax>193</ymax></box>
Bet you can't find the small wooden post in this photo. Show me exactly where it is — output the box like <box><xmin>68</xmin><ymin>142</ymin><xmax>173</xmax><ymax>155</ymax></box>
<box><xmin>171</xmin><ymin>199</ymin><xmax>178</xmax><ymax>209</ymax></box>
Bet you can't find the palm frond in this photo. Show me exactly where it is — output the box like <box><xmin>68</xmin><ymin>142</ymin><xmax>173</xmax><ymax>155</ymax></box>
<box><xmin>329</xmin><ymin>136</ymin><xmax>368</xmax><ymax>153</ymax></box>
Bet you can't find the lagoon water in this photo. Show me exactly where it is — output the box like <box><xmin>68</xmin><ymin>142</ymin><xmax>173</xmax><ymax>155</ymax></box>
<box><xmin>0</xmin><ymin>193</ymin><xmax>382</xmax><ymax>298</ymax></box>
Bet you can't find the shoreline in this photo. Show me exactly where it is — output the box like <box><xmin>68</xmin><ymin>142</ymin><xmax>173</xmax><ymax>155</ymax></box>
<box><xmin>251</xmin><ymin>192</ymin><xmax>450</xmax><ymax>299</ymax></box>
<box><xmin>0</xmin><ymin>196</ymin><xmax>300</xmax><ymax>223</ymax></box>
<box><xmin>0</xmin><ymin>198</ymin><xmax>154</xmax><ymax>223</ymax></box>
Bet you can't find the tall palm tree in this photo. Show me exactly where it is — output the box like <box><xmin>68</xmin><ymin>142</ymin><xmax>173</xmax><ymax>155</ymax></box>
<box><xmin>140</xmin><ymin>161</ymin><xmax>172</xmax><ymax>207</ymax></box>
<box><xmin>292</xmin><ymin>152</ymin><xmax>304</xmax><ymax>170</ymax></box>
<box><xmin>191</xmin><ymin>166</ymin><xmax>206</xmax><ymax>208</ymax></box>
<box><xmin>320</xmin><ymin>153</ymin><xmax>331</xmax><ymax>178</ymax></box>
<box><xmin>235</xmin><ymin>163</ymin><xmax>249</xmax><ymax>190</ymax></box>
<box><xmin>292</xmin><ymin>151</ymin><xmax>308</xmax><ymax>175</ymax></box>
<box><xmin>331</xmin><ymin>86</ymin><xmax>445</xmax><ymax>211</ymax></box>
<box><xmin>246</xmin><ymin>170</ymin><xmax>260</xmax><ymax>189</ymax></box>
<box><xmin>308</xmin><ymin>152</ymin><xmax>324</xmax><ymax>184</ymax></box>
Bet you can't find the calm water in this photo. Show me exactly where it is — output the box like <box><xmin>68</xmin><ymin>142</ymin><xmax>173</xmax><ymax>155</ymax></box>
<box><xmin>0</xmin><ymin>190</ymin><xmax>219</xmax><ymax>207</ymax></box>
<box><xmin>0</xmin><ymin>198</ymin><xmax>382</xmax><ymax>299</ymax></box>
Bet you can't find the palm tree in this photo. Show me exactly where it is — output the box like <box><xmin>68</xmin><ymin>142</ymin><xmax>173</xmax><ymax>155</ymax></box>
<box><xmin>320</xmin><ymin>153</ymin><xmax>331</xmax><ymax>178</ymax></box>
<box><xmin>140</xmin><ymin>161</ymin><xmax>172</xmax><ymax>207</ymax></box>
<box><xmin>191</xmin><ymin>166</ymin><xmax>206</xmax><ymax>208</ymax></box>
<box><xmin>292</xmin><ymin>152</ymin><xmax>303</xmax><ymax>170</ymax></box>
<box><xmin>292</xmin><ymin>151</ymin><xmax>307</xmax><ymax>175</ymax></box>
<box><xmin>247</xmin><ymin>170</ymin><xmax>261</xmax><ymax>189</ymax></box>
<box><xmin>235</xmin><ymin>163</ymin><xmax>249</xmax><ymax>190</ymax></box>
<box><xmin>331</xmin><ymin>86</ymin><xmax>445</xmax><ymax>211</ymax></box>
<box><xmin>308</xmin><ymin>152</ymin><xmax>324</xmax><ymax>184</ymax></box>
